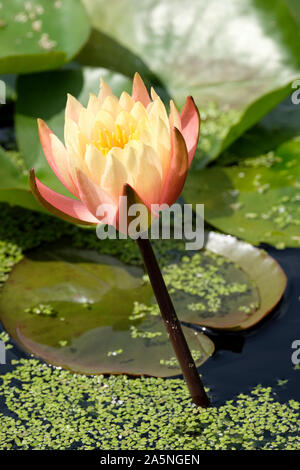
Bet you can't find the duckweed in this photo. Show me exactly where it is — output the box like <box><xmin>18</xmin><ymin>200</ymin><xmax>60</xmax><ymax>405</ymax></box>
<box><xmin>0</xmin><ymin>358</ymin><xmax>299</xmax><ymax>450</ymax></box>
<box><xmin>162</xmin><ymin>251</ymin><xmax>257</xmax><ymax>317</ymax></box>
<box><xmin>25</xmin><ymin>303</ymin><xmax>57</xmax><ymax>317</ymax></box>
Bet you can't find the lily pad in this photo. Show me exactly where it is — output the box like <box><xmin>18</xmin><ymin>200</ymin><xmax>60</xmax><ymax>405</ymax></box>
<box><xmin>163</xmin><ymin>232</ymin><xmax>286</xmax><ymax>330</ymax></box>
<box><xmin>0</xmin><ymin>74</ymin><xmax>16</xmax><ymax>102</ymax></box>
<box><xmin>218</xmin><ymin>95</ymin><xmax>300</xmax><ymax>166</ymax></box>
<box><xmin>0</xmin><ymin>244</ymin><xmax>214</xmax><ymax>376</ymax></box>
<box><xmin>80</xmin><ymin>0</ymin><xmax>300</xmax><ymax>165</ymax></box>
<box><xmin>0</xmin><ymin>0</ymin><xmax>90</xmax><ymax>74</ymax></box>
<box><xmin>165</xmin><ymin>250</ymin><xmax>259</xmax><ymax>330</ymax></box>
<box><xmin>183</xmin><ymin>140</ymin><xmax>300</xmax><ymax>249</ymax></box>
<box><xmin>203</xmin><ymin>232</ymin><xmax>287</xmax><ymax>330</ymax></box>
<box><xmin>15</xmin><ymin>67</ymin><xmax>133</xmax><ymax>200</ymax></box>
<box><xmin>0</xmin><ymin>145</ymin><xmax>44</xmax><ymax>212</ymax></box>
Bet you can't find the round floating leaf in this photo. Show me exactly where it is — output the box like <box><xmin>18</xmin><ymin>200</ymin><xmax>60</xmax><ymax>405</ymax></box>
<box><xmin>0</xmin><ymin>0</ymin><xmax>90</xmax><ymax>74</ymax></box>
<box><xmin>81</xmin><ymin>0</ymin><xmax>300</xmax><ymax>164</ymax></box>
<box><xmin>183</xmin><ymin>140</ymin><xmax>300</xmax><ymax>249</ymax></box>
<box><xmin>165</xmin><ymin>250</ymin><xmax>259</xmax><ymax>329</ymax></box>
<box><xmin>204</xmin><ymin>232</ymin><xmax>287</xmax><ymax>330</ymax></box>
<box><xmin>0</xmin><ymin>244</ymin><xmax>214</xmax><ymax>376</ymax></box>
<box><xmin>164</xmin><ymin>233</ymin><xmax>286</xmax><ymax>330</ymax></box>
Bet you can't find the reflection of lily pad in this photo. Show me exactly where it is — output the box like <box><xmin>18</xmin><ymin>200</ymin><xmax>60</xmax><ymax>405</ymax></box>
<box><xmin>164</xmin><ymin>233</ymin><xmax>286</xmax><ymax>330</ymax></box>
<box><xmin>183</xmin><ymin>140</ymin><xmax>300</xmax><ymax>249</ymax></box>
<box><xmin>0</xmin><ymin>244</ymin><xmax>214</xmax><ymax>376</ymax></box>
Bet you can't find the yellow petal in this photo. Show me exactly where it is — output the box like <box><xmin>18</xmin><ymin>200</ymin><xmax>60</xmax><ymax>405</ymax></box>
<box><xmin>84</xmin><ymin>144</ymin><xmax>107</xmax><ymax>184</ymax></box>
<box><xmin>50</xmin><ymin>134</ymin><xmax>75</xmax><ymax>192</ymax></box>
<box><xmin>169</xmin><ymin>100</ymin><xmax>182</xmax><ymax>130</ymax></box>
<box><xmin>87</xmin><ymin>93</ymin><xmax>102</xmax><ymax>117</ymax></box>
<box><xmin>65</xmin><ymin>93</ymin><xmax>82</xmax><ymax>123</ymax></box>
<box><xmin>148</xmin><ymin>97</ymin><xmax>169</xmax><ymax>128</ymax></box>
<box><xmin>64</xmin><ymin>117</ymin><xmax>79</xmax><ymax>154</ymax></box>
<box><xmin>98</xmin><ymin>77</ymin><xmax>113</xmax><ymax>104</ymax></box>
<box><xmin>150</xmin><ymin>87</ymin><xmax>160</xmax><ymax>102</ymax></box>
<box><xmin>115</xmin><ymin>110</ymin><xmax>137</xmax><ymax>135</ymax></box>
<box><xmin>153</xmin><ymin>116</ymin><xmax>170</xmax><ymax>150</ymax></box>
<box><xmin>64</xmin><ymin>118</ymin><xmax>89</xmax><ymax>177</ymax></box>
<box><xmin>78</xmin><ymin>107</ymin><xmax>95</xmax><ymax>140</ymax></box>
<box><xmin>119</xmin><ymin>91</ymin><xmax>134</xmax><ymax>112</ymax></box>
<box><xmin>123</xmin><ymin>141</ymin><xmax>163</xmax><ymax>205</ymax></box>
<box><xmin>92</xmin><ymin>110</ymin><xmax>115</xmax><ymax>139</ymax></box>
<box><xmin>130</xmin><ymin>101</ymin><xmax>148</xmax><ymax>122</ymax></box>
<box><xmin>100</xmin><ymin>152</ymin><xmax>128</xmax><ymax>202</ymax></box>
<box><xmin>101</xmin><ymin>95</ymin><xmax>121</xmax><ymax>119</ymax></box>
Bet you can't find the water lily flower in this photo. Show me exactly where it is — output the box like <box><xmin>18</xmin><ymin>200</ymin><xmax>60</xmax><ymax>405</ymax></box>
<box><xmin>30</xmin><ymin>73</ymin><xmax>200</xmax><ymax>230</ymax></box>
<box><xmin>29</xmin><ymin>73</ymin><xmax>209</xmax><ymax>407</ymax></box>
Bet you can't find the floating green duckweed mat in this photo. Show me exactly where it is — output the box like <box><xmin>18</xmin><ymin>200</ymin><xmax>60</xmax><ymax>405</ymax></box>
<box><xmin>0</xmin><ymin>353</ymin><xmax>299</xmax><ymax>450</ymax></box>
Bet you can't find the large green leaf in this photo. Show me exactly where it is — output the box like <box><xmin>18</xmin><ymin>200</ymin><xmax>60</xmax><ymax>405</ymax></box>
<box><xmin>0</xmin><ymin>0</ymin><xmax>90</xmax><ymax>74</ymax></box>
<box><xmin>15</xmin><ymin>67</ymin><xmax>133</xmax><ymax>198</ymax></box>
<box><xmin>218</xmin><ymin>95</ymin><xmax>300</xmax><ymax>165</ymax></box>
<box><xmin>183</xmin><ymin>140</ymin><xmax>300</xmax><ymax>249</ymax></box>
<box><xmin>79</xmin><ymin>0</ymin><xmax>300</xmax><ymax>165</ymax></box>
<box><xmin>0</xmin><ymin>244</ymin><xmax>214</xmax><ymax>376</ymax></box>
<box><xmin>0</xmin><ymin>146</ymin><xmax>43</xmax><ymax>211</ymax></box>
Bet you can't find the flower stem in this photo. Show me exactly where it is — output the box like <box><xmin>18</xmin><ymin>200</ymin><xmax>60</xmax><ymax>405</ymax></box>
<box><xmin>136</xmin><ymin>237</ymin><xmax>210</xmax><ymax>408</ymax></box>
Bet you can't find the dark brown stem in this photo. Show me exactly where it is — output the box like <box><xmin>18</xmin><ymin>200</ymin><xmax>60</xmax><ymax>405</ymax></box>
<box><xmin>136</xmin><ymin>237</ymin><xmax>210</xmax><ymax>408</ymax></box>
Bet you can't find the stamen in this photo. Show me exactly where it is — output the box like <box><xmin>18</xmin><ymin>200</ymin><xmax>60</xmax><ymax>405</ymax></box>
<box><xmin>93</xmin><ymin>123</ymin><xmax>139</xmax><ymax>156</ymax></box>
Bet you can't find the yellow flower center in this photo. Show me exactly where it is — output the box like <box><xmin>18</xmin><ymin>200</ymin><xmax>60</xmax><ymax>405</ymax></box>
<box><xmin>93</xmin><ymin>124</ymin><xmax>140</xmax><ymax>156</ymax></box>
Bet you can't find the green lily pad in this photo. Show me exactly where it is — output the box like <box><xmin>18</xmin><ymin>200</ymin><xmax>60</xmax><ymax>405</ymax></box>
<box><xmin>0</xmin><ymin>145</ymin><xmax>44</xmax><ymax>212</ymax></box>
<box><xmin>162</xmin><ymin>232</ymin><xmax>286</xmax><ymax>330</ymax></box>
<box><xmin>80</xmin><ymin>0</ymin><xmax>300</xmax><ymax>165</ymax></box>
<box><xmin>0</xmin><ymin>0</ymin><xmax>90</xmax><ymax>74</ymax></box>
<box><xmin>183</xmin><ymin>140</ymin><xmax>300</xmax><ymax>249</ymax></box>
<box><xmin>15</xmin><ymin>67</ymin><xmax>134</xmax><ymax>200</ymax></box>
<box><xmin>0</xmin><ymin>74</ymin><xmax>16</xmax><ymax>101</ymax></box>
<box><xmin>0</xmin><ymin>244</ymin><xmax>214</xmax><ymax>376</ymax></box>
<box><xmin>203</xmin><ymin>232</ymin><xmax>286</xmax><ymax>330</ymax></box>
<box><xmin>165</xmin><ymin>250</ymin><xmax>259</xmax><ymax>330</ymax></box>
<box><xmin>218</xmin><ymin>95</ymin><xmax>300</xmax><ymax>166</ymax></box>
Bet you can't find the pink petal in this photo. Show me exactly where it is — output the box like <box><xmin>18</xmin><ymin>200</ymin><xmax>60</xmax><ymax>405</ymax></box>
<box><xmin>38</xmin><ymin>119</ymin><xmax>79</xmax><ymax>197</ymax></box>
<box><xmin>30</xmin><ymin>169</ymin><xmax>98</xmax><ymax>225</ymax></box>
<box><xmin>131</xmin><ymin>73</ymin><xmax>151</xmax><ymax>107</ymax></box>
<box><xmin>180</xmin><ymin>96</ymin><xmax>200</xmax><ymax>167</ymax></box>
<box><xmin>75</xmin><ymin>169</ymin><xmax>118</xmax><ymax>226</ymax></box>
<box><xmin>159</xmin><ymin>127</ymin><xmax>188</xmax><ymax>206</ymax></box>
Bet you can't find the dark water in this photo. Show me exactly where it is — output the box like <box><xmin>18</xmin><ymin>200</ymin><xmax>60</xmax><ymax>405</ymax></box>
<box><xmin>198</xmin><ymin>246</ymin><xmax>300</xmax><ymax>404</ymax></box>
<box><xmin>0</xmin><ymin>246</ymin><xmax>299</xmax><ymax>407</ymax></box>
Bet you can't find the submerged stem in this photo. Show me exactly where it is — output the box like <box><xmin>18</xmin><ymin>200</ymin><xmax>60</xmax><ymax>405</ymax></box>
<box><xmin>136</xmin><ymin>237</ymin><xmax>210</xmax><ymax>408</ymax></box>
